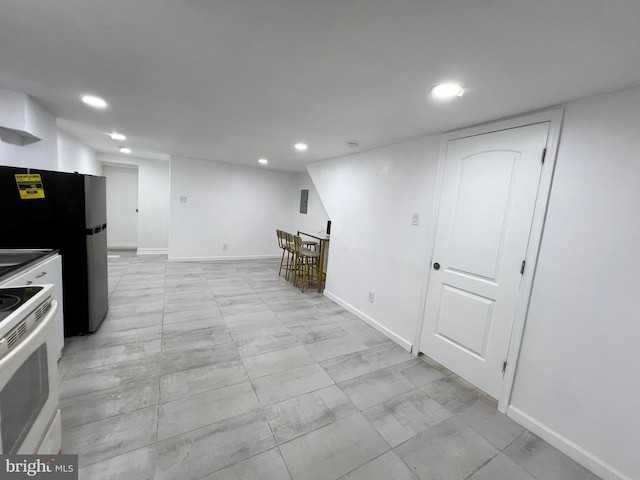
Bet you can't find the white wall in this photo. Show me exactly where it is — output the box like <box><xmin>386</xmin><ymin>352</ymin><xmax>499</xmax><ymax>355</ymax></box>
<box><xmin>0</xmin><ymin>89</ymin><xmax>57</xmax><ymax>170</ymax></box>
<box><xmin>309</xmin><ymin>86</ymin><xmax>640</xmax><ymax>480</ymax></box>
<box><xmin>307</xmin><ymin>137</ymin><xmax>440</xmax><ymax>348</ymax></box>
<box><xmin>98</xmin><ymin>154</ymin><xmax>170</xmax><ymax>253</ymax></box>
<box><xmin>169</xmin><ymin>156</ymin><xmax>296</xmax><ymax>260</ymax></box>
<box><xmin>0</xmin><ymin>90</ymin><xmax>100</xmax><ymax>175</ymax></box>
<box><xmin>57</xmin><ymin>130</ymin><xmax>101</xmax><ymax>175</ymax></box>
<box><xmin>292</xmin><ymin>172</ymin><xmax>329</xmax><ymax>236</ymax></box>
<box><xmin>508</xmin><ymin>87</ymin><xmax>640</xmax><ymax>480</ymax></box>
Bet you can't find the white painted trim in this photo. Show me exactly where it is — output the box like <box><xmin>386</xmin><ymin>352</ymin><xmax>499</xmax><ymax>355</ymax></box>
<box><xmin>413</xmin><ymin>131</ymin><xmax>450</xmax><ymax>356</ymax></box>
<box><xmin>100</xmin><ymin>161</ymin><xmax>139</xmax><ymax>170</ymax></box>
<box><xmin>507</xmin><ymin>406</ymin><xmax>633</xmax><ymax>480</ymax></box>
<box><xmin>107</xmin><ymin>245</ymin><xmax>137</xmax><ymax>250</ymax></box>
<box><xmin>441</xmin><ymin>107</ymin><xmax>563</xmax><ymax>141</ymax></box>
<box><xmin>167</xmin><ymin>254</ymin><xmax>280</xmax><ymax>262</ymax></box>
<box><xmin>136</xmin><ymin>248</ymin><xmax>168</xmax><ymax>256</ymax></box>
<box><xmin>413</xmin><ymin>108</ymin><xmax>565</xmax><ymax>414</ymax></box>
<box><xmin>324</xmin><ymin>289</ymin><xmax>413</xmax><ymax>352</ymax></box>
<box><xmin>499</xmin><ymin>108</ymin><xmax>564</xmax><ymax>413</ymax></box>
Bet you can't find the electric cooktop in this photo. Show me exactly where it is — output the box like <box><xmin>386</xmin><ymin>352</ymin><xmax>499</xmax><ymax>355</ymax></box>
<box><xmin>0</xmin><ymin>249</ymin><xmax>55</xmax><ymax>282</ymax></box>
<box><xmin>0</xmin><ymin>286</ymin><xmax>44</xmax><ymax>323</ymax></box>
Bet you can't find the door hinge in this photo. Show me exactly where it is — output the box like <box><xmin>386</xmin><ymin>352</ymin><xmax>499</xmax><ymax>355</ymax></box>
<box><xmin>520</xmin><ymin>260</ymin><xmax>526</xmax><ymax>274</ymax></box>
<box><xmin>541</xmin><ymin>147</ymin><xmax>547</xmax><ymax>164</ymax></box>
<box><xmin>502</xmin><ymin>361</ymin><xmax>507</xmax><ymax>374</ymax></box>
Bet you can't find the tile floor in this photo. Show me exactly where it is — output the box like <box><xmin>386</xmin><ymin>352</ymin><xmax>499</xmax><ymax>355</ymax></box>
<box><xmin>57</xmin><ymin>253</ymin><xmax>601</xmax><ymax>480</ymax></box>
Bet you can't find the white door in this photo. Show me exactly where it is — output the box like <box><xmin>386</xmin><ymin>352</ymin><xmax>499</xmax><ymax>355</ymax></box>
<box><xmin>419</xmin><ymin>122</ymin><xmax>549</xmax><ymax>398</ymax></box>
<box><xmin>103</xmin><ymin>164</ymin><xmax>139</xmax><ymax>249</ymax></box>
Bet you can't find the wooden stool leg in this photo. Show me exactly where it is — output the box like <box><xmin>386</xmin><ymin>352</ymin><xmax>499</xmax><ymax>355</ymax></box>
<box><xmin>285</xmin><ymin>249</ymin><xmax>292</xmax><ymax>281</ymax></box>
<box><xmin>278</xmin><ymin>247</ymin><xmax>286</xmax><ymax>276</ymax></box>
<box><xmin>296</xmin><ymin>254</ymin><xmax>303</xmax><ymax>292</ymax></box>
<box><xmin>301</xmin><ymin>256</ymin><xmax>307</xmax><ymax>292</ymax></box>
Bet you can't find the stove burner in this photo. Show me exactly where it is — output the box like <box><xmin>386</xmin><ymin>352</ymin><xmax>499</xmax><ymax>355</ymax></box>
<box><xmin>0</xmin><ymin>294</ymin><xmax>21</xmax><ymax>312</ymax></box>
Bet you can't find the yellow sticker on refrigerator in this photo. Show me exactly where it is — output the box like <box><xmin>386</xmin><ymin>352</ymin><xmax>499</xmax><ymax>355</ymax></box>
<box><xmin>15</xmin><ymin>174</ymin><xmax>45</xmax><ymax>199</ymax></box>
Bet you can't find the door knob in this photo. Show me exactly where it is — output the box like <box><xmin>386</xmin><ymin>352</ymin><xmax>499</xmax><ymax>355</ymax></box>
<box><xmin>433</xmin><ymin>262</ymin><xmax>440</xmax><ymax>270</ymax></box>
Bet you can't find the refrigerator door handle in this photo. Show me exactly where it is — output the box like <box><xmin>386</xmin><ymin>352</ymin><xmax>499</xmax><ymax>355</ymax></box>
<box><xmin>85</xmin><ymin>226</ymin><xmax>103</xmax><ymax>235</ymax></box>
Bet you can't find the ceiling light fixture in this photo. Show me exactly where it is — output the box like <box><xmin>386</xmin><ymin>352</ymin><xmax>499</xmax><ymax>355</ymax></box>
<box><xmin>347</xmin><ymin>141</ymin><xmax>359</xmax><ymax>149</ymax></box>
<box><xmin>258</xmin><ymin>158</ymin><xmax>268</xmax><ymax>165</ymax></box>
<box><xmin>430</xmin><ymin>82</ymin><xmax>464</xmax><ymax>99</ymax></box>
<box><xmin>119</xmin><ymin>147</ymin><xmax>131</xmax><ymax>154</ymax></box>
<box><xmin>110</xmin><ymin>132</ymin><xmax>126</xmax><ymax>141</ymax></box>
<box><xmin>294</xmin><ymin>143</ymin><xmax>308</xmax><ymax>152</ymax></box>
<box><xmin>81</xmin><ymin>95</ymin><xmax>107</xmax><ymax>108</ymax></box>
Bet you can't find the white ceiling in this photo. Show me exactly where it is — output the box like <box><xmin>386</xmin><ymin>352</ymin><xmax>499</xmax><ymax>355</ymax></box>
<box><xmin>2</xmin><ymin>1</ymin><xmax>640</xmax><ymax>172</ymax></box>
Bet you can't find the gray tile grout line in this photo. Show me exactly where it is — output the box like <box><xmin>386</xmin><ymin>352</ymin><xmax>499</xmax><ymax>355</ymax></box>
<box><xmin>151</xmin><ymin>258</ymin><xmax>168</xmax><ymax>480</ymax></box>
<box><xmin>238</xmin><ymin>281</ymin><xmax>295</xmax><ymax>480</ymax></box>
<box><xmin>71</xmin><ymin>256</ymin><xmax>501</xmax><ymax>478</ymax></box>
<box><xmin>227</xmin><ymin>282</ymin><xmax>430</xmax><ymax>478</ymax></box>
<box><xmin>187</xmin><ymin>265</ymin><xmax>312</xmax><ymax>476</ymax></box>
<box><xmin>418</xmin><ymin>353</ymin><xmax>499</xmax><ymax>407</ymax></box>
<box><xmin>68</xmin><ymin>255</ymin><xmax>160</xmax><ymax>473</ymax></box>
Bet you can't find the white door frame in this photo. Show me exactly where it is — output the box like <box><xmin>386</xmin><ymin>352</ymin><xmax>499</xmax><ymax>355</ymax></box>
<box><xmin>414</xmin><ymin>108</ymin><xmax>564</xmax><ymax>413</ymax></box>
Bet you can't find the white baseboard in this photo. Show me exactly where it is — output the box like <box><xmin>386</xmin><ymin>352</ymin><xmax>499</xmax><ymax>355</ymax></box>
<box><xmin>323</xmin><ymin>289</ymin><xmax>413</xmax><ymax>352</ymax></box>
<box><xmin>167</xmin><ymin>254</ymin><xmax>280</xmax><ymax>262</ymax></box>
<box><xmin>136</xmin><ymin>248</ymin><xmax>168</xmax><ymax>256</ymax></box>
<box><xmin>507</xmin><ymin>406</ymin><xmax>633</xmax><ymax>480</ymax></box>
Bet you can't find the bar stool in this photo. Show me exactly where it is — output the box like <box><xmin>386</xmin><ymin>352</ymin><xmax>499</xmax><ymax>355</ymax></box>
<box><xmin>302</xmin><ymin>239</ymin><xmax>318</xmax><ymax>251</ymax></box>
<box><xmin>284</xmin><ymin>232</ymin><xmax>296</xmax><ymax>281</ymax></box>
<box><xmin>276</xmin><ymin>230</ymin><xmax>289</xmax><ymax>277</ymax></box>
<box><xmin>292</xmin><ymin>234</ymin><xmax>320</xmax><ymax>292</ymax></box>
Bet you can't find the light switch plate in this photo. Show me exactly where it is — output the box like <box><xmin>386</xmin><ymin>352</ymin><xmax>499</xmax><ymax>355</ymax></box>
<box><xmin>411</xmin><ymin>213</ymin><xmax>420</xmax><ymax>225</ymax></box>
<box><xmin>180</xmin><ymin>196</ymin><xmax>188</xmax><ymax>203</ymax></box>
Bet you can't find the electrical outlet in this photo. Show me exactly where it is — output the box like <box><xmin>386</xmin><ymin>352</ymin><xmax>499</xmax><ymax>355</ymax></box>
<box><xmin>368</xmin><ymin>291</ymin><xmax>374</xmax><ymax>303</ymax></box>
<box><xmin>179</xmin><ymin>196</ymin><xmax>188</xmax><ymax>203</ymax></box>
<box><xmin>411</xmin><ymin>212</ymin><xmax>420</xmax><ymax>226</ymax></box>
<box><xmin>223</xmin><ymin>244</ymin><xmax>228</xmax><ymax>251</ymax></box>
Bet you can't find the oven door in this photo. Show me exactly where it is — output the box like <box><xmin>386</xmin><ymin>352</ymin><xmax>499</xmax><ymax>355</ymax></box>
<box><xmin>0</xmin><ymin>300</ymin><xmax>59</xmax><ymax>454</ymax></box>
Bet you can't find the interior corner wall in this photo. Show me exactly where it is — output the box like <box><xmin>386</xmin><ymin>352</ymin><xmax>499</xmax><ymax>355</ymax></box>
<box><xmin>98</xmin><ymin>154</ymin><xmax>170</xmax><ymax>251</ymax></box>
<box><xmin>0</xmin><ymin>90</ymin><xmax>57</xmax><ymax>171</ymax></box>
<box><xmin>306</xmin><ymin>136</ymin><xmax>441</xmax><ymax>348</ymax></box>
<box><xmin>293</xmin><ymin>172</ymin><xmax>329</xmax><ymax>235</ymax></box>
<box><xmin>169</xmin><ymin>155</ymin><xmax>296</xmax><ymax>260</ymax></box>
<box><xmin>57</xmin><ymin>130</ymin><xmax>100</xmax><ymax>175</ymax></box>
<box><xmin>508</xmin><ymin>86</ymin><xmax>640</xmax><ymax>480</ymax></box>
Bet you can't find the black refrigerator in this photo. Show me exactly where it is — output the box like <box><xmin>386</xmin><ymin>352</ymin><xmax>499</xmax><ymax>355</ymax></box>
<box><xmin>0</xmin><ymin>166</ymin><xmax>108</xmax><ymax>335</ymax></box>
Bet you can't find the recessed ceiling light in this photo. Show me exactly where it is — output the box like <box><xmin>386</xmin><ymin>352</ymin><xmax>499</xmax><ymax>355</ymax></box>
<box><xmin>347</xmin><ymin>141</ymin><xmax>360</xmax><ymax>149</ymax></box>
<box><xmin>82</xmin><ymin>95</ymin><xmax>107</xmax><ymax>108</ymax></box>
<box><xmin>119</xmin><ymin>147</ymin><xmax>131</xmax><ymax>154</ymax></box>
<box><xmin>430</xmin><ymin>82</ymin><xmax>464</xmax><ymax>99</ymax></box>
<box><xmin>294</xmin><ymin>143</ymin><xmax>308</xmax><ymax>151</ymax></box>
<box><xmin>110</xmin><ymin>132</ymin><xmax>126</xmax><ymax>141</ymax></box>
<box><xmin>258</xmin><ymin>158</ymin><xmax>268</xmax><ymax>165</ymax></box>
